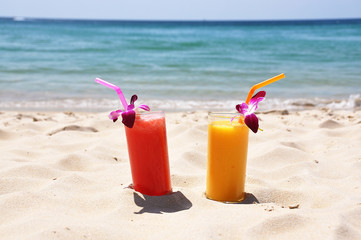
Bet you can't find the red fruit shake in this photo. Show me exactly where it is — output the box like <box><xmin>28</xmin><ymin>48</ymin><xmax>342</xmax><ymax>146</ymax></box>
<box><xmin>124</xmin><ymin>111</ymin><xmax>172</xmax><ymax>196</ymax></box>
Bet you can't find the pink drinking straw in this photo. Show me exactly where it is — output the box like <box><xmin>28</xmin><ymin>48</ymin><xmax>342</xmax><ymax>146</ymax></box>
<box><xmin>95</xmin><ymin>78</ymin><xmax>128</xmax><ymax>109</ymax></box>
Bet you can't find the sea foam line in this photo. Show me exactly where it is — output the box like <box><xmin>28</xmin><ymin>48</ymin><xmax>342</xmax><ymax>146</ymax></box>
<box><xmin>0</xmin><ymin>95</ymin><xmax>360</xmax><ymax>112</ymax></box>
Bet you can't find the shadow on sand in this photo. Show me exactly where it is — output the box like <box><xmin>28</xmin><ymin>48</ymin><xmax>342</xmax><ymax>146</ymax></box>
<box><xmin>205</xmin><ymin>192</ymin><xmax>259</xmax><ymax>204</ymax></box>
<box><xmin>238</xmin><ymin>193</ymin><xmax>259</xmax><ymax>204</ymax></box>
<box><xmin>133</xmin><ymin>191</ymin><xmax>193</xmax><ymax>214</ymax></box>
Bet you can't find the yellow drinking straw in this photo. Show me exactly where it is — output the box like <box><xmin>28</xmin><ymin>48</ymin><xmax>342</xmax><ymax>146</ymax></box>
<box><xmin>245</xmin><ymin>73</ymin><xmax>285</xmax><ymax>104</ymax></box>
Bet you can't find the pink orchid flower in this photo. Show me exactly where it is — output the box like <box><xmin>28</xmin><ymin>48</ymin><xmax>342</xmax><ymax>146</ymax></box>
<box><xmin>235</xmin><ymin>91</ymin><xmax>266</xmax><ymax>133</ymax></box>
<box><xmin>109</xmin><ymin>95</ymin><xmax>150</xmax><ymax>128</ymax></box>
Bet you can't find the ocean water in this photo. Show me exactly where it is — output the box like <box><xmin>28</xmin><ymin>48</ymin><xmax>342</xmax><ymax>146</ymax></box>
<box><xmin>0</xmin><ymin>18</ymin><xmax>360</xmax><ymax>112</ymax></box>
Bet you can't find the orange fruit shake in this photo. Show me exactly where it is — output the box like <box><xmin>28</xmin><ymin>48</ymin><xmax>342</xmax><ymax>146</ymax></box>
<box><xmin>206</xmin><ymin>114</ymin><xmax>249</xmax><ymax>202</ymax></box>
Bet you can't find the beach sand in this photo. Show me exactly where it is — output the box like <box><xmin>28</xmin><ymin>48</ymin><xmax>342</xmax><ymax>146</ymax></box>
<box><xmin>1</xmin><ymin>109</ymin><xmax>361</xmax><ymax>239</ymax></box>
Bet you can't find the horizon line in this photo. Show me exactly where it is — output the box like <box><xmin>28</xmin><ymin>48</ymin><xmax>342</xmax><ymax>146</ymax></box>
<box><xmin>1</xmin><ymin>16</ymin><xmax>361</xmax><ymax>23</ymax></box>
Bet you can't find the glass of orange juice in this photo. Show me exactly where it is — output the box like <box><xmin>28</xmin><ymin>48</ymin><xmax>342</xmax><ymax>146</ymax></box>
<box><xmin>124</xmin><ymin>111</ymin><xmax>172</xmax><ymax>196</ymax></box>
<box><xmin>206</xmin><ymin>113</ymin><xmax>249</xmax><ymax>202</ymax></box>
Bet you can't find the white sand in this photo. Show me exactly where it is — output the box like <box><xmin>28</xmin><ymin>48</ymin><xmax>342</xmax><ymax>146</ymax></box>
<box><xmin>1</xmin><ymin>109</ymin><xmax>361</xmax><ymax>239</ymax></box>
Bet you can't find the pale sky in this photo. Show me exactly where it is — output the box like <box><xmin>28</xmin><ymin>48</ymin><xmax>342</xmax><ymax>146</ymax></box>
<box><xmin>1</xmin><ymin>0</ymin><xmax>361</xmax><ymax>20</ymax></box>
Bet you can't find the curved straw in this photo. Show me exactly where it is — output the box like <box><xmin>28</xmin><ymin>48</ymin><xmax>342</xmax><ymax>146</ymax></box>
<box><xmin>245</xmin><ymin>73</ymin><xmax>285</xmax><ymax>104</ymax></box>
<box><xmin>95</xmin><ymin>78</ymin><xmax>128</xmax><ymax>109</ymax></box>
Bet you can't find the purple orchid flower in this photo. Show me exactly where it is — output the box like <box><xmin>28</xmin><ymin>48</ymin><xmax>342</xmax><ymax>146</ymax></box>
<box><xmin>109</xmin><ymin>95</ymin><xmax>150</xmax><ymax>128</ymax></box>
<box><xmin>235</xmin><ymin>91</ymin><xmax>266</xmax><ymax>133</ymax></box>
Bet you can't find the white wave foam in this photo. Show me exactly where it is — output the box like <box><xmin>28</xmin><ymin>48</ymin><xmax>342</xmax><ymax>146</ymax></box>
<box><xmin>0</xmin><ymin>95</ymin><xmax>360</xmax><ymax>112</ymax></box>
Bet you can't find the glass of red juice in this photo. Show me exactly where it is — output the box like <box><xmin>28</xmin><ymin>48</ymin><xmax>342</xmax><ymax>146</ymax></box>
<box><xmin>124</xmin><ymin>111</ymin><xmax>172</xmax><ymax>196</ymax></box>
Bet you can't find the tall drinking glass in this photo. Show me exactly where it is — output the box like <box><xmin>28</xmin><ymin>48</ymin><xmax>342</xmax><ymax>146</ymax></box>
<box><xmin>124</xmin><ymin>111</ymin><xmax>172</xmax><ymax>196</ymax></box>
<box><xmin>206</xmin><ymin>113</ymin><xmax>249</xmax><ymax>202</ymax></box>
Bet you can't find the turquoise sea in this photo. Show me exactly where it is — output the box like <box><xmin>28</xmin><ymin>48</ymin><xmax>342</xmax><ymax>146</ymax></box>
<box><xmin>0</xmin><ymin>18</ymin><xmax>360</xmax><ymax>111</ymax></box>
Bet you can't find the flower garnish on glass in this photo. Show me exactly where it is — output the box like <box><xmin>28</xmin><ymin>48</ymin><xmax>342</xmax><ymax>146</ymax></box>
<box><xmin>234</xmin><ymin>73</ymin><xmax>285</xmax><ymax>133</ymax></box>
<box><xmin>236</xmin><ymin>91</ymin><xmax>266</xmax><ymax>133</ymax></box>
<box><xmin>95</xmin><ymin>78</ymin><xmax>150</xmax><ymax>128</ymax></box>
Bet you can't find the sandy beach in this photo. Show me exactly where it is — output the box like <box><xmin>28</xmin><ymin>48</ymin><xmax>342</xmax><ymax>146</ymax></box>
<box><xmin>1</xmin><ymin>109</ymin><xmax>361</xmax><ymax>239</ymax></box>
